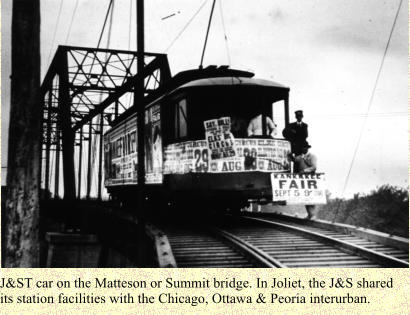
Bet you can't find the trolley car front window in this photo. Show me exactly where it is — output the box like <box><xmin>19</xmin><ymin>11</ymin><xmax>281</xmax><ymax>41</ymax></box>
<box><xmin>190</xmin><ymin>88</ymin><xmax>286</xmax><ymax>140</ymax></box>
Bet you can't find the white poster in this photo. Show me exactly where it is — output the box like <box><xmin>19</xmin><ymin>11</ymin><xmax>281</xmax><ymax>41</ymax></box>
<box><xmin>271</xmin><ymin>173</ymin><xmax>327</xmax><ymax>204</ymax></box>
<box><xmin>163</xmin><ymin>138</ymin><xmax>291</xmax><ymax>174</ymax></box>
<box><xmin>204</xmin><ymin>117</ymin><xmax>236</xmax><ymax>159</ymax></box>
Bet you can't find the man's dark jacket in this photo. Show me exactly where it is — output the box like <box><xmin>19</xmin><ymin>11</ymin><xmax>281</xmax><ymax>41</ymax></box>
<box><xmin>282</xmin><ymin>122</ymin><xmax>308</xmax><ymax>155</ymax></box>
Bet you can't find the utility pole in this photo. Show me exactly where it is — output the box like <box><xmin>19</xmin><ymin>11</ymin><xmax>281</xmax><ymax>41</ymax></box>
<box><xmin>4</xmin><ymin>0</ymin><xmax>41</xmax><ymax>267</ymax></box>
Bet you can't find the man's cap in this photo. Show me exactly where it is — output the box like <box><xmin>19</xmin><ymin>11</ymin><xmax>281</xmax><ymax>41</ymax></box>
<box><xmin>302</xmin><ymin>143</ymin><xmax>311</xmax><ymax>149</ymax></box>
<box><xmin>295</xmin><ymin>110</ymin><xmax>303</xmax><ymax>115</ymax></box>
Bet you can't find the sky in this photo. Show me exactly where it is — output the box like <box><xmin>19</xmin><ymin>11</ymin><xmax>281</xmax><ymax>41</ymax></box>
<box><xmin>1</xmin><ymin>0</ymin><xmax>408</xmax><ymax>198</ymax></box>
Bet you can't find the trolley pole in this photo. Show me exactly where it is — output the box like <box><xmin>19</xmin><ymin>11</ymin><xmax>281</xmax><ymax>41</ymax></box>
<box><xmin>4</xmin><ymin>0</ymin><xmax>41</xmax><ymax>267</ymax></box>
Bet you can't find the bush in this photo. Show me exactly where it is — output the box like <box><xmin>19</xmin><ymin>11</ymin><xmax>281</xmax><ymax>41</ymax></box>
<box><xmin>316</xmin><ymin>185</ymin><xmax>408</xmax><ymax>238</ymax></box>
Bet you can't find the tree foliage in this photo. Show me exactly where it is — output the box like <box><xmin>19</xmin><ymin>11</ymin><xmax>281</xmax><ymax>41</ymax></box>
<box><xmin>316</xmin><ymin>185</ymin><xmax>408</xmax><ymax>238</ymax></box>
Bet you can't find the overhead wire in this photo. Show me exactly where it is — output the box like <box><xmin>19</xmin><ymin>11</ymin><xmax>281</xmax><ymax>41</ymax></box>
<box><xmin>85</xmin><ymin>0</ymin><xmax>114</xmax><ymax>81</ymax></box>
<box><xmin>218</xmin><ymin>0</ymin><xmax>231</xmax><ymax>66</ymax></box>
<box><xmin>47</xmin><ymin>0</ymin><xmax>65</xmax><ymax>66</ymax></box>
<box><xmin>71</xmin><ymin>0</ymin><xmax>113</xmax><ymax>197</ymax></box>
<box><xmin>83</xmin><ymin>0</ymin><xmax>113</xmax><ymax>196</ymax></box>
<box><xmin>64</xmin><ymin>0</ymin><xmax>80</xmax><ymax>44</ymax></box>
<box><xmin>90</xmin><ymin>0</ymin><xmax>115</xmax><ymax>198</ymax></box>
<box><xmin>333</xmin><ymin>0</ymin><xmax>403</xmax><ymax>220</ymax></box>
<box><xmin>165</xmin><ymin>0</ymin><xmax>209</xmax><ymax>52</ymax></box>
<box><xmin>128</xmin><ymin>0</ymin><xmax>133</xmax><ymax>52</ymax></box>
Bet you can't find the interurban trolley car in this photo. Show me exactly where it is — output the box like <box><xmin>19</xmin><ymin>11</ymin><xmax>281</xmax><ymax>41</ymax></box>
<box><xmin>104</xmin><ymin>66</ymin><xmax>312</xmax><ymax>210</ymax></box>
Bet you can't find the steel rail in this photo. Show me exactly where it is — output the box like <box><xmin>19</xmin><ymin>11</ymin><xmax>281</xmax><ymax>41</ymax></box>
<box><xmin>145</xmin><ymin>223</ymin><xmax>177</xmax><ymax>268</ymax></box>
<box><xmin>251</xmin><ymin>212</ymin><xmax>409</xmax><ymax>252</ymax></box>
<box><xmin>210</xmin><ymin>227</ymin><xmax>285</xmax><ymax>268</ymax></box>
<box><xmin>164</xmin><ymin>228</ymin><xmax>258</xmax><ymax>268</ymax></box>
<box><xmin>242</xmin><ymin>216</ymin><xmax>408</xmax><ymax>268</ymax></box>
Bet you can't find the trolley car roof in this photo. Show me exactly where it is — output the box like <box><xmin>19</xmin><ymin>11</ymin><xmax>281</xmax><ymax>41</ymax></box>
<box><xmin>108</xmin><ymin>68</ymin><xmax>289</xmax><ymax>128</ymax></box>
<box><xmin>177</xmin><ymin>77</ymin><xmax>289</xmax><ymax>90</ymax></box>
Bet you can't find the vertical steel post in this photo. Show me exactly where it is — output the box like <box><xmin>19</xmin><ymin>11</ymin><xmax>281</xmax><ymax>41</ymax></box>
<box><xmin>77</xmin><ymin>128</ymin><xmax>83</xmax><ymax>198</ymax></box>
<box><xmin>58</xmin><ymin>49</ymin><xmax>76</xmax><ymax>201</ymax></box>
<box><xmin>284</xmin><ymin>97</ymin><xmax>290</xmax><ymax>126</ymax></box>
<box><xmin>44</xmin><ymin>90</ymin><xmax>53</xmax><ymax>195</ymax></box>
<box><xmin>114</xmin><ymin>100</ymin><xmax>119</xmax><ymax>119</ymax></box>
<box><xmin>86</xmin><ymin>119</ymin><xmax>92</xmax><ymax>199</ymax></box>
<box><xmin>54</xmin><ymin>128</ymin><xmax>60</xmax><ymax>198</ymax></box>
<box><xmin>262</xmin><ymin>105</ymin><xmax>267</xmax><ymax>137</ymax></box>
<box><xmin>136</xmin><ymin>0</ymin><xmax>145</xmax><ymax>196</ymax></box>
<box><xmin>135</xmin><ymin>0</ymin><xmax>147</xmax><ymax>266</ymax></box>
<box><xmin>97</xmin><ymin>114</ymin><xmax>104</xmax><ymax>200</ymax></box>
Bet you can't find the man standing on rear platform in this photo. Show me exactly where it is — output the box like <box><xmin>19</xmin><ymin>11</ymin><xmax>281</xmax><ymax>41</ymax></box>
<box><xmin>282</xmin><ymin>110</ymin><xmax>309</xmax><ymax>155</ymax></box>
<box><xmin>294</xmin><ymin>144</ymin><xmax>318</xmax><ymax>219</ymax></box>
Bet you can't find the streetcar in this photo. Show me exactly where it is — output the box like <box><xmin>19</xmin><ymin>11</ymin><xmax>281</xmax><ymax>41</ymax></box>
<box><xmin>104</xmin><ymin>66</ymin><xmax>293</xmax><ymax>210</ymax></box>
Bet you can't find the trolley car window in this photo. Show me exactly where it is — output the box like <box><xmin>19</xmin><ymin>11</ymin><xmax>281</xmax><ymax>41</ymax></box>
<box><xmin>130</xmin><ymin>131</ymin><xmax>136</xmax><ymax>153</ymax></box>
<box><xmin>175</xmin><ymin>99</ymin><xmax>188</xmax><ymax>139</ymax></box>
<box><xmin>116</xmin><ymin>138</ymin><xmax>122</xmax><ymax>157</ymax></box>
<box><xmin>272</xmin><ymin>100</ymin><xmax>285</xmax><ymax>138</ymax></box>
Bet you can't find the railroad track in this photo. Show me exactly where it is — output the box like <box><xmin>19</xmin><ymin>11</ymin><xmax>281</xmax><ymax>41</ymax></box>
<box><xmin>219</xmin><ymin>215</ymin><xmax>408</xmax><ymax>268</ymax></box>
<box><xmin>161</xmin><ymin>227</ymin><xmax>276</xmax><ymax>268</ymax></box>
<box><xmin>150</xmin><ymin>215</ymin><xmax>408</xmax><ymax>268</ymax></box>
<box><xmin>246</xmin><ymin>213</ymin><xmax>409</xmax><ymax>263</ymax></box>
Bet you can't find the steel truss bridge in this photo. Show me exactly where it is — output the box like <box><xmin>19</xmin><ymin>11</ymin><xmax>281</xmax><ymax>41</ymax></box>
<box><xmin>40</xmin><ymin>45</ymin><xmax>171</xmax><ymax>200</ymax></box>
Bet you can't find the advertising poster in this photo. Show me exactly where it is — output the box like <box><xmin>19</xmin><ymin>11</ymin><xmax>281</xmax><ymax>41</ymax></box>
<box><xmin>163</xmin><ymin>138</ymin><xmax>291</xmax><ymax>174</ymax></box>
<box><xmin>204</xmin><ymin>117</ymin><xmax>236</xmax><ymax>159</ymax></box>
<box><xmin>163</xmin><ymin>140</ymin><xmax>209</xmax><ymax>174</ymax></box>
<box><xmin>145</xmin><ymin>105</ymin><xmax>163</xmax><ymax>184</ymax></box>
<box><xmin>104</xmin><ymin>115</ymin><xmax>138</xmax><ymax>186</ymax></box>
<box><xmin>271</xmin><ymin>173</ymin><xmax>327</xmax><ymax>204</ymax></box>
